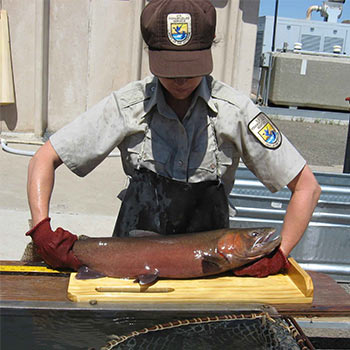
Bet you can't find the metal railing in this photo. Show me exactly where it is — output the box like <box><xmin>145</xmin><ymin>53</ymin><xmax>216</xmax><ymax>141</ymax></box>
<box><xmin>0</xmin><ymin>138</ymin><xmax>121</xmax><ymax>157</ymax></box>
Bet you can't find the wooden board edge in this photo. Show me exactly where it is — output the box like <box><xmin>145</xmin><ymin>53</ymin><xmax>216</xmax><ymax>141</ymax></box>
<box><xmin>67</xmin><ymin>274</ymin><xmax>77</xmax><ymax>302</ymax></box>
<box><xmin>66</xmin><ymin>294</ymin><xmax>314</xmax><ymax>304</ymax></box>
<box><xmin>287</xmin><ymin>258</ymin><xmax>314</xmax><ymax>297</ymax></box>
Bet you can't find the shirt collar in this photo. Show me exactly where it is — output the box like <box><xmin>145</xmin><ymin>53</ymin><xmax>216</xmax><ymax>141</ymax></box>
<box><xmin>144</xmin><ymin>77</ymin><xmax>158</xmax><ymax>114</ymax></box>
<box><xmin>144</xmin><ymin>78</ymin><xmax>176</xmax><ymax>118</ymax></box>
<box><xmin>192</xmin><ymin>76</ymin><xmax>218</xmax><ymax>114</ymax></box>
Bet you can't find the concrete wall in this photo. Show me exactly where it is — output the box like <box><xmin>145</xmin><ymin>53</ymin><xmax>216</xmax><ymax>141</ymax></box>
<box><xmin>0</xmin><ymin>0</ymin><xmax>259</xmax><ymax>136</ymax></box>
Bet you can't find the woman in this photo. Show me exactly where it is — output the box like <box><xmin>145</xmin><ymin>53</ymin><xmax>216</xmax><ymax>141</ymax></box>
<box><xmin>26</xmin><ymin>0</ymin><xmax>321</xmax><ymax>277</ymax></box>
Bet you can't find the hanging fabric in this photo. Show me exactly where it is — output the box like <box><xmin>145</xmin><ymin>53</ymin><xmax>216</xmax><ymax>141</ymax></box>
<box><xmin>0</xmin><ymin>9</ymin><xmax>15</xmax><ymax>105</ymax></box>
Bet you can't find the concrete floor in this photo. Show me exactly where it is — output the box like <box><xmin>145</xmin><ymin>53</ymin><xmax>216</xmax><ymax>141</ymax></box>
<box><xmin>274</xmin><ymin>118</ymin><xmax>348</xmax><ymax>173</ymax></box>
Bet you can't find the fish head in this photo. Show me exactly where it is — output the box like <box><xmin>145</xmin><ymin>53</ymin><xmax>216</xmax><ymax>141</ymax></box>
<box><xmin>217</xmin><ymin>227</ymin><xmax>281</xmax><ymax>263</ymax></box>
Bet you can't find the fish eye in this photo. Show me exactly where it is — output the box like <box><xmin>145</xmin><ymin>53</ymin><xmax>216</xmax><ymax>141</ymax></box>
<box><xmin>250</xmin><ymin>231</ymin><xmax>260</xmax><ymax>237</ymax></box>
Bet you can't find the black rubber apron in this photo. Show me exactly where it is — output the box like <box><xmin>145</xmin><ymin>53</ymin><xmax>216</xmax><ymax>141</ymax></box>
<box><xmin>113</xmin><ymin>168</ymin><xmax>229</xmax><ymax>237</ymax></box>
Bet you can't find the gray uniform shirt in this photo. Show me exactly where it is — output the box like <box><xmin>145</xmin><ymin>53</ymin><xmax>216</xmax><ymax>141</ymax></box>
<box><xmin>50</xmin><ymin>76</ymin><xmax>306</xmax><ymax>195</ymax></box>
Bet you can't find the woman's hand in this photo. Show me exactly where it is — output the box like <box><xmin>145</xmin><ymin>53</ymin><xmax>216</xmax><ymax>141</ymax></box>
<box><xmin>233</xmin><ymin>248</ymin><xmax>290</xmax><ymax>278</ymax></box>
<box><xmin>26</xmin><ymin>217</ymin><xmax>82</xmax><ymax>270</ymax></box>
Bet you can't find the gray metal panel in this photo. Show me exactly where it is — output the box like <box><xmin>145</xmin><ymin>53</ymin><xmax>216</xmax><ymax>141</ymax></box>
<box><xmin>232</xmin><ymin>167</ymin><xmax>350</xmax><ymax>202</ymax></box>
<box><xmin>324</xmin><ymin>36</ymin><xmax>344</xmax><ymax>52</ymax></box>
<box><xmin>268</xmin><ymin>52</ymin><xmax>350</xmax><ymax>111</ymax></box>
<box><xmin>230</xmin><ymin>196</ymin><xmax>350</xmax><ymax>225</ymax></box>
<box><xmin>301</xmin><ymin>34</ymin><xmax>321</xmax><ymax>51</ymax></box>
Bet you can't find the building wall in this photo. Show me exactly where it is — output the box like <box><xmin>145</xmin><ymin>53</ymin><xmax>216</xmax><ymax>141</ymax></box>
<box><xmin>1</xmin><ymin>0</ymin><xmax>259</xmax><ymax>136</ymax></box>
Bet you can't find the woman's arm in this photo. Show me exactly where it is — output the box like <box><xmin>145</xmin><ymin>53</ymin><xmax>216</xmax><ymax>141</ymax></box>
<box><xmin>280</xmin><ymin>164</ymin><xmax>321</xmax><ymax>256</ymax></box>
<box><xmin>26</xmin><ymin>140</ymin><xmax>82</xmax><ymax>270</ymax></box>
<box><xmin>27</xmin><ymin>140</ymin><xmax>63</xmax><ymax>225</ymax></box>
<box><xmin>233</xmin><ymin>165</ymin><xmax>321</xmax><ymax>277</ymax></box>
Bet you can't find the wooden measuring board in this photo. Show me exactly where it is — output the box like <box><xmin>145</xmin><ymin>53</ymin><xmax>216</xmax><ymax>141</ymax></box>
<box><xmin>67</xmin><ymin>258</ymin><xmax>313</xmax><ymax>304</ymax></box>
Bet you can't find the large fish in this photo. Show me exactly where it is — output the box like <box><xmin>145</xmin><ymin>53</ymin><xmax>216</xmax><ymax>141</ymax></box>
<box><xmin>72</xmin><ymin>228</ymin><xmax>281</xmax><ymax>285</ymax></box>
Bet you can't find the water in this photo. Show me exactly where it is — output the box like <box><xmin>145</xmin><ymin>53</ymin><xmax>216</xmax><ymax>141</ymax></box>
<box><xmin>1</xmin><ymin>309</ymin><xmax>142</xmax><ymax>350</ymax></box>
<box><xmin>1</xmin><ymin>309</ymin><xmax>306</xmax><ymax>350</ymax></box>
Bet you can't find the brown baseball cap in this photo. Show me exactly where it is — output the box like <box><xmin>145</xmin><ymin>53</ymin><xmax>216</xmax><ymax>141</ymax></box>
<box><xmin>141</xmin><ymin>0</ymin><xmax>216</xmax><ymax>78</ymax></box>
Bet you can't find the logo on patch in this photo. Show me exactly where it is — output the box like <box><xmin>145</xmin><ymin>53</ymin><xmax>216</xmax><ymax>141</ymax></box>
<box><xmin>167</xmin><ymin>13</ymin><xmax>191</xmax><ymax>46</ymax></box>
<box><xmin>248</xmin><ymin>113</ymin><xmax>282</xmax><ymax>149</ymax></box>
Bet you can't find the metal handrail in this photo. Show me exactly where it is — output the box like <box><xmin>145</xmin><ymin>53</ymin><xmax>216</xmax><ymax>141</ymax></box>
<box><xmin>0</xmin><ymin>138</ymin><xmax>121</xmax><ymax>157</ymax></box>
<box><xmin>1</xmin><ymin>138</ymin><xmax>37</xmax><ymax>157</ymax></box>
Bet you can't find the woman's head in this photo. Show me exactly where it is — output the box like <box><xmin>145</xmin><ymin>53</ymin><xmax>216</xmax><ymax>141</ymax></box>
<box><xmin>158</xmin><ymin>77</ymin><xmax>203</xmax><ymax>100</ymax></box>
<box><xmin>140</xmin><ymin>0</ymin><xmax>216</xmax><ymax>79</ymax></box>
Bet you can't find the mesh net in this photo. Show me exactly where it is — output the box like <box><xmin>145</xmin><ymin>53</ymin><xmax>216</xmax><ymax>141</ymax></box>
<box><xmin>102</xmin><ymin>312</ymin><xmax>311</xmax><ymax>350</ymax></box>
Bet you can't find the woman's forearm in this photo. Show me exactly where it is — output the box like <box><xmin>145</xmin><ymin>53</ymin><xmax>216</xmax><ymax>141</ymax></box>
<box><xmin>280</xmin><ymin>165</ymin><xmax>321</xmax><ymax>256</ymax></box>
<box><xmin>27</xmin><ymin>141</ymin><xmax>62</xmax><ymax>226</ymax></box>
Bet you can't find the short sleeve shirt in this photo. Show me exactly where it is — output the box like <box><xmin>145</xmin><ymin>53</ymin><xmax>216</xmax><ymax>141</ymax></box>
<box><xmin>50</xmin><ymin>76</ymin><xmax>306</xmax><ymax>194</ymax></box>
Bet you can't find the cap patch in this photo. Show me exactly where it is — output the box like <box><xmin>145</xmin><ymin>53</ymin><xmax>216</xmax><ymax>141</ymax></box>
<box><xmin>248</xmin><ymin>113</ymin><xmax>282</xmax><ymax>149</ymax></box>
<box><xmin>167</xmin><ymin>13</ymin><xmax>192</xmax><ymax>46</ymax></box>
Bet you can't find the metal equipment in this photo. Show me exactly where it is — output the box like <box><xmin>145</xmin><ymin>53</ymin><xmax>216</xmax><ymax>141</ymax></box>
<box><xmin>253</xmin><ymin>1</ymin><xmax>350</xmax><ymax>111</ymax></box>
<box><xmin>265</xmin><ymin>51</ymin><xmax>350</xmax><ymax>111</ymax></box>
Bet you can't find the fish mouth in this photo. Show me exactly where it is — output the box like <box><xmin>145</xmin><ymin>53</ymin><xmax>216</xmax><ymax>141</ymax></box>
<box><xmin>251</xmin><ymin>229</ymin><xmax>281</xmax><ymax>251</ymax></box>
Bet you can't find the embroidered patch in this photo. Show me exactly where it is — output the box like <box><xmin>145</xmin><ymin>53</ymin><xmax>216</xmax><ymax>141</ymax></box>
<box><xmin>248</xmin><ymin>113</ymin><xmax>282</xmax><ymax>149</ymax></box>
<box><xmin>167</xmin><ymin>13</ymin><xmax>192</xmax><ymax>46</ymax></box>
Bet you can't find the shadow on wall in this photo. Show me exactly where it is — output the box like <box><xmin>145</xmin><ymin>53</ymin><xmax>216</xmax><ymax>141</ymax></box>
<box><xmin>212</xmin><ymin>0</ymin><xmax>259</xmax><ymax>24</ymax></box>
<box><xmin>212</xmin><ymin>0</ymin><xmax>229</xmax><ymax>8</ymax></box>
<box><xmin>0</xmin><ymin>104</ymin><xmax>18</xmax><ymax>131</ymax></box>
<box><xmin>239</xmin><ymin>0</ymin><xmax>259</xmax><ymax>25</ymax></box>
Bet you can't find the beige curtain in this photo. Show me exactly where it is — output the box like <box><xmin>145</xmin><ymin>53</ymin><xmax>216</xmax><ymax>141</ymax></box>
<box><xmin>0</xmin><ymin>9</ymin><xmax>15</xmax><ymax>105</ymax></box>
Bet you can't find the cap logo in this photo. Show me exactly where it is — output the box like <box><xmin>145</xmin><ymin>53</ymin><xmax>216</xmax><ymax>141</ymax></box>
<box><xmin>167</xmin><ymin>13</ymin><xmax>192</xmax><ymax>46</ymax></box>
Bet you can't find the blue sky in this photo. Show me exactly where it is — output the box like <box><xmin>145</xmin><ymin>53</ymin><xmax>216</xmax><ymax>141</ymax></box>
<box><xmin>259</xmin><ymin>0</ymin><xmax>350</xmax><ymax>22</ymax></box>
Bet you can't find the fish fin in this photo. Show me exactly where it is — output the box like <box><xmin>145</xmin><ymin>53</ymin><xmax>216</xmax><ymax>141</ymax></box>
<box><xmin>129</xmin><ymin>230</ymin><xmax>161</xmax><ymax>238</ymax></box>
<box><xmin>75</xmin><ymin>266</ymin><xmax>106</xmax><ymax>280</ymax></box>
<box><xmin>134</xmin><ymin>272</ymin><xmax>159</xmax><ymax>286</ymax></box>
<box><xmin>202</xmin><ymin>255</ymin><xmax>226</xmax><ymax>274</ymax></box>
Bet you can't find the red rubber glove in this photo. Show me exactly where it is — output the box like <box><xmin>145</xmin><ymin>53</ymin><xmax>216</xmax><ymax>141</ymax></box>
<box><xmin>26</xmin><ymin>217</ymin><xmax>82</xmax><ymax>270</ymax></box>
<box><xmin>233</xmin><ymin>248</ymin><xmax>291</xmax><ymax>278</ymax></box>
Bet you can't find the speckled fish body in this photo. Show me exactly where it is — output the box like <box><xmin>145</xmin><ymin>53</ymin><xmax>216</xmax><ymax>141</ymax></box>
<box><xmin>72</xmin><ymin>227</ymin><xmax>280</xmax><ymax>284</ymax></box>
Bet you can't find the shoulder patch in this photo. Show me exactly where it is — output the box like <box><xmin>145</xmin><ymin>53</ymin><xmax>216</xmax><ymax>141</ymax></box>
<box><xmin>248</xmin><ymin>113</ymin><xmax>282</xmax><ymax>149</ymax></box>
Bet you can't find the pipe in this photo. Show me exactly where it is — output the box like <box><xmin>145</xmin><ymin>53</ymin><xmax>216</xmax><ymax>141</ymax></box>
<box><xmin>34</xmin><ymin>0</ymin><xmax>50</xmax><ymax>137</ymax></box>
<box><xmin>299</xmin><ymin>262</ymin><xmax>350</xmax><ymax>276</ymax></box>
<box><xmin>271</xmin><ymin>0</ymin><xmax>279</xmax><ymax>52</ymax></box>
<box><xmin>0</xmin><ymin>138</ymin><xmax>121</xmax><ymax>157</ymax></box>
<box><xmin>1</xmin><ymin>139</ymin><xmax>37</xmax><ymax>157</ymax></box>
<box><xmin>306</xmin><ymin>5</ymin><xmax>322</xmax><ymax>19</ymax></box>
<box><xmin>232</xmin><ymin>179</ymin><xmax>350</xmax><ymax>194</ymax></box>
